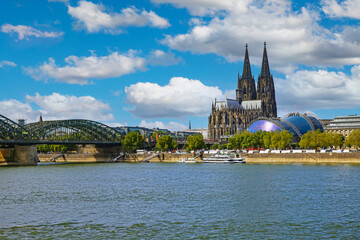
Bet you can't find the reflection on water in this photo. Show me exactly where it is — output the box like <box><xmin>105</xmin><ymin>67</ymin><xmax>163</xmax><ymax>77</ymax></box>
<box><xmin>1</xmin><ymin>163</ymin><xmax>359</xmax><ymax>239</ymax></box>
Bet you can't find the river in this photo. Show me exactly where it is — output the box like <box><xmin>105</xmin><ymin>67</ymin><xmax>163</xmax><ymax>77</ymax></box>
<box><xmin>1</xmin><ymin>163</ymin><xmax>359</xmax><ymax>239</ymax></box>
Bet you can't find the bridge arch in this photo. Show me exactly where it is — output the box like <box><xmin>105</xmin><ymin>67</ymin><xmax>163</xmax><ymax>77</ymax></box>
<box><xmin>25</xmin><ymin>119</ymin><xmax>121</xmax><ymax>144</ymax></box>
<box><xmin>0</xmin><ymin>114</ymin><xmax>31</xmax><ymax>142</ymax></box>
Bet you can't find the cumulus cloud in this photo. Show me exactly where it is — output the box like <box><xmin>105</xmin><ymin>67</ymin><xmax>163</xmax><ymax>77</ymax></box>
<box><xmin>139</xmin><ymin>120</ymin><xmax>188</xmax><ymax>131</ymax></box>
<box><xmin>1</xmin><ymin>24</ymin><xmax>63</xmax><ymax>40</ymax></box>
<box><xmin>148</xmin><ymin>50</ymin><xmax>183</xmax><ymax>66</ymax></box>
<box><xmin>48</xmin><ymin>0</ymin><xmax>69</xmax><ymax>3</ymax></box>
<box><xmin>160</xmin><ymin>0</ymin><xmax>360</xmax><ymax>70</ymax></box>
<box><xmin>0</xmin><ymin>60</ymin><xmax>16</xmax><ymax>68</ymax></box>
<box><xmin>0</xmin><ymin>93</ymin><xmax>114</xmax><ymax>123</ymax></box>
<box><xmin>322</xmin><ymin>0</ymin><xmax>360</xmax><ymax>18</ymax></box>
<box><xmin>151</xmin><ymin>0</ymin><xmax>252</xmax><ymax>16</ymax></box>
<box><xmin>105</xmin><ymin>122</ymin><xmax>125</xmax><ymax>127</ymax></box>
<box><xmin>68</xmin><ymin>1</ymin><xmax>170</xmax><ymax>34</ymax></box>
<box><xmin>25</xmin><ymin>50</ymin><xmax>146</xmax><ymax>84</ymax></box>
<box><xmin>25</xmin><ymin>49</ymin><xmax>182</xmax><ymax>84</ymax></box>
<box><xmin>0</xmin><ymin>99</ymin><xmax>39</xmax><ymax>122</ymax></box>
<box><xmin>26</xmin><ymin>92</ymin><xmax>114</xmax><ymax>121</ymax></box>
<box><xmin>125</xmin><ymin>77</ymin><xmax>224</xmax><ymax>118</ymax></box>
<box><xmin>276</xmin><ymin>65</ymin><xmax>360</xmax><ymax>114</ymax></box>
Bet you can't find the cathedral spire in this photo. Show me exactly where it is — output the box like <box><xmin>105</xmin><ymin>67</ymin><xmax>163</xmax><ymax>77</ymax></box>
<box><xmin>237</xmin><ymin>70</ymin><xmax>240</xmax><ymax>89</ymax></box>
<box><xmin>260</xmin><ymin>42</ymin><xmax>270</xmax><ymax>78</ymax></box>
<box><xmin>242</xmin><ymin>44</ymin><xmax>252</xmax><ymax>78</ymax></box>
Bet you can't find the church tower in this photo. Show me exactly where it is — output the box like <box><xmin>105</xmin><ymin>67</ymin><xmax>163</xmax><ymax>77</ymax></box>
<box><xmin>256</xmin><ymin>42</ymin><xmax>277</xmax><ymax>117</ymax></box>
<box><xmin>236</xmin><ymin>44</ymin><xmax>256</xmax><ymax>102</ymax></box>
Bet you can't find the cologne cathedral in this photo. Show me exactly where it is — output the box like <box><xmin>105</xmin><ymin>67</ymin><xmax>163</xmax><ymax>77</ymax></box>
<box><xmin>208</xmin><ymin>43</ymin><xmax>277</xmax><ymax>140</ymax></box>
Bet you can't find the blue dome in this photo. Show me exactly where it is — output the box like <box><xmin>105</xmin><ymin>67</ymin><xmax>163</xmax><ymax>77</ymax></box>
<box><xmin>307</xmin><ymin>116</ymin><xmax>324</xmax><ymax>131</ymax></box>
<box><xmin>247</xmin><ymin>113</ymin><xmax>324</xmax><ymax>137</ymax></box>
<box><xmin>248</xmin><ymin>120</ymin><xmax>281</xmax><ymax>133</ymax></box>
<box><xmin>283</xmin><ymin>115</ymin><xmax>312</xmax><ymax>135</ymax></box>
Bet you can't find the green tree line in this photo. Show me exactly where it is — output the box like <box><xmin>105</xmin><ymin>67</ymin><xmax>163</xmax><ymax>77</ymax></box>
<box><xmin>122</xmin><ymin>132</ymin><xmax>207</xmax><ymax>152</ymax></box>
<box><xmin>227</xmin><ymin>130</ymin><xmax>294</xmax><ymax>150</ymax></box>
<box><xmin>121</xmin><ymin>129</ymin><xmax>360</xmax><ymax>152</ymax></box>
<box><xmin>299</xmin><ymin>129</ymin><xmax>360</xmax><ymax>149</ymax></box>
<box><xmin>37</xmin><ymin>144</ymin><xmax>77</xmax><ymax>153</ymax></box>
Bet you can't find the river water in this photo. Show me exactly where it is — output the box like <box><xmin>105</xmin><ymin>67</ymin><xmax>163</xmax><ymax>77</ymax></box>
<box><xmin>1</xmin><ymin>163</ymin><xmax>359</xmax><ymax>239</ymax></box>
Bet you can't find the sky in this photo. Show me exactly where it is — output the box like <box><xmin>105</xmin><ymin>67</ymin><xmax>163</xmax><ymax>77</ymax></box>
<box><xmin>1</xmin><ymin>0</ymin><xmax>360</xmax><ymax>131</ymax></box>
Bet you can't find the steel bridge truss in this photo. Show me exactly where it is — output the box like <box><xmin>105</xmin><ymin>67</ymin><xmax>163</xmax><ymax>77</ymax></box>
<box><xmin>0</xmin><ymin>114</ymin><xmax>32</xmax><ymax>143</ymax></box>
<box><xmin>0</xmin><ymin>117</ymin><xmax>121</xmax><ymax>145</ymax></box>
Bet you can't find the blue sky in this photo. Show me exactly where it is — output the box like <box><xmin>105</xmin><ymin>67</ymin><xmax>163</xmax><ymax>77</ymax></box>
<box><xmin>1</xmin><ymin>0</ymin><xmax>360</xmax><ymax>131</ymax></box>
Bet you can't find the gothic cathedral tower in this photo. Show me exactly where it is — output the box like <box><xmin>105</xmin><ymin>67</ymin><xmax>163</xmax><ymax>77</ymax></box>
<box><xmin>236</xmin><ymin>44</ymin><xmax>256</xmax><ymax>102</ymax></box>
<box><xmin>256</xmin><ymin>42</ymin><xmax>277</xmax><ymax>117</ymax></box>
<box><xmin>208</xmin><ymin>43</ymin><xmax>277</xmax><ymax>140</ymax></box>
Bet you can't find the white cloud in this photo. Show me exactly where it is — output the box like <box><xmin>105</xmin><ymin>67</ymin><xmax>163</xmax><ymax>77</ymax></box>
<box><xmin>48</xmin><ymin>0</ymin><xmax>69</xmax><ymax>3</ymax></box>
<box><xmin>151</xmin><ymin>0</ymin><xmax>252</xmax><ymax>16</ymax></box>
<box><xmin>105</xmin><ymin>122</ymin><xmax>125</xmax><ymax>127</ymax></box>
<box><xmin>111</xmin><ymin>90</ymin><xmax>122</xmax><ymax>97</ymax></box>
<box><xmin>0</xmin><ymin>93</ymin><xmax>114</xmax><ymax>123</ymax></box>
<box><xmin>68</xmin><ymin>1</ymin><xmax>170</xmax><ymax>34</ymax></box>
<box><xmin>322</xmin><ymin>0</ymin><xmax>360</xmax><ymax>18</ymax></box>
<box><xmin>0</xmin><ymin>60</ymin><xmax>16</xmax><ymax>68</ymax></box>
<box><xmin>276</xmin><ymin>65</ymin><xmax>360</xmax><ymax>114</ymax></box>
<box><xmin>125</xmin><ymin>77</ymin><xmax>224</xmax><ymax>118</ymax></box>
<box><xmin>148</xmin><ymin>50</ymin><xmax>183</xmax><ymax>66</ymax></box>
<box><xmin>139</xmin><ymin>120</ymin><xmax>187</xmax><ymax>131</ymax></box>
<box><xmin>0</xmin><ymin>99</ymin><xmax>39</xmax><ymax>123</ymax></box>
<box><xmin>188</xmin><ymin>17</ymin><xmax>206</xmax><ymax>26</ymax></box>
<box><xmin>224</xmin><ymin>89</ymin><xmax>236</xmax><ymax>99</ymax></box>
<box><xmin>25</xmin><ymin>50</ymin><xmax>146</xmax><ymax>85</ymax></box>
<box><xmin>26</xmin><ymin>92</ymin><xmax>114</xmax><ymax>121</ymax></box>
<box><xmin>1</xmin><ymin>24</ymin><xmax>63</xmax><ymax>40</ymax></box>
<box><xmin>160</xmin><ymin>0</ymin><xmax>360</xmax><ymax>70</ymax></box>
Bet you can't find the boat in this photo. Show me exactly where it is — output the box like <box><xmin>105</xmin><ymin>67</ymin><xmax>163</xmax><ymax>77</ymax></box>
<box><xmin>202</xmin><ymin>154</ymin><xmax>246</xmax><ymax>164</ymax></box>
<box><xmin>178</xmin><ymin>158</ymin><xmax>200</xmax><ymax>163</ymax></box>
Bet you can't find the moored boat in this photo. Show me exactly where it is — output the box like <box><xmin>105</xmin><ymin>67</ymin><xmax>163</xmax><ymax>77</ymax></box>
<box><xmin>178</xmin><ymin>158</ymin><xmax>200</xmax><ymax>163</ymax></box>
<box><xmin>202</xmin><ymin>154</ymin><xmax>246</xmax><ymax>164</ymax></box>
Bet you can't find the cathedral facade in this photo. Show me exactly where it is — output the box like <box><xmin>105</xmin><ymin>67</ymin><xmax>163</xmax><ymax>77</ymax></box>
<box><xmin>208</xmin><ymin>43</ymin><xmax>277</xmax><ymax>140</ymax></box>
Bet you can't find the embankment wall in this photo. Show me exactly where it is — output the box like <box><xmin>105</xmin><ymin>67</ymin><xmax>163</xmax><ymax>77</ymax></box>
<box><xmin>38</xmin><ymin>152</ymin><xmax>196</xmax><ymax>163</ymax></box>
<box><xmin>0</xmin><ymin>146</ymin><xmax>37</xmax><ymax>166</ymax></box>
<box><xmin>244</xmin><ymin>153</ymin><xmax>360</xmax><ymax>164</ymax></box>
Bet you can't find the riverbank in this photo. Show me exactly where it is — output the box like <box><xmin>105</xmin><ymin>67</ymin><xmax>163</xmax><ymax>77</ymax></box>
<box><xmin>36</xmin><ymin>152</ymin><xmax>360</xmax><ymax>164</ymax></box>
<box><xmin>244</xmin><ymin>152</ymin><xmax>360</xmax><ymax>164</ymax></box>
<box><xmin>37</xmin><ymin>152</ymin><xmax>194</xmax><ymax>163</ymax></box>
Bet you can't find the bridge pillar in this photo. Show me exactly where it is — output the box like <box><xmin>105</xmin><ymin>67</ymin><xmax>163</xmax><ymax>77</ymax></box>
<box><xmin>0</xmin><ymin>145</ymin><xmax>38</xmax><ymax>166</ymax></box>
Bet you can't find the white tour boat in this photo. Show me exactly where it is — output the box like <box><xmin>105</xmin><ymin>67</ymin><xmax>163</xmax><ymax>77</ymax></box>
<box><xmin>177</xmin><ymin>158</ymin><xmax>200</xmax><ymax>163</ymax></box>
<box><xmin>202</xmin><ymin>154</ymin><xmax>246</xmax><ymax>164</ymax></box>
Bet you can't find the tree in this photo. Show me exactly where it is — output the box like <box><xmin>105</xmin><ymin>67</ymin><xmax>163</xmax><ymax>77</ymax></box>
<box><xmin>344</xmin><ymin>130</ymin><xmax>360</xmax><ymax>148</ymax></box>
<box><xmin>152</xmin><ymin>130</ymin><xmax>166</xmax><ymax>141</ymax></box>
<box><xmin>228</xmin><ymin>133</ymin><xmax>244</xmax><ymax>149</ymax></box>
<box><xmin>276</xmin><ymin>130</ymin><xmax>293</xmax><ymax>149</ymax></box>
<box><xmin>37</xmin><ymin>144</ymin><xmax>77</xmax><ymax>153</ymax></box>
<box><xmin>211</xmin><ymin>143</ymin><xmax>220</xmax><ymax>150</ymax></box>
<box><xmin>123</xmin><ymin>132</ymin><xmax>144</xmax><ymax>152</ymax></box>
<box><xmin>156</xmin><ymin>135</ymin><xmax>178</xmax><ymax>151</ymax></box>
<box><xmin>300</xmin><ymin>130</ymin><xmax>344</xmax><ymax>149</ymax></box>
<box><xmin>299</xmin><ymin>130</ymin><xmax>319</xmax><ymax>149</ymax></box>
<box><xmin>187</xmin><ymin>134</ymin><xmax>206</xmax><ymax>151</ymax></box>
<box><xmin>263</xmin><ymin>131</ymin><xmax>272</xmax><ymax>149</ymax></box>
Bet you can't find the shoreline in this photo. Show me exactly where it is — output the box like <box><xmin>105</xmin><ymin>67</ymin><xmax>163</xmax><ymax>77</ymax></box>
<box><xmin>244</xmin><ymin>152</ymin><xmax>360</xmax><ymax>164</ymax></box>
<box><xmin>3</xmin><ymin>151</ymin><xmax>360</xmax><ymax>166</ymax></box>
<box><xmin>35</xmin><ymin>152</ymin><xmax>360</xmax><ymax>165</ymax></box>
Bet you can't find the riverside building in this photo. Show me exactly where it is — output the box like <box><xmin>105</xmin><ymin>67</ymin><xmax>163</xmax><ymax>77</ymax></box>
<box><xmin>208</xmin><ymin>42</ymin><xmax>277</xmax><ymax>140</ymax></box>
<box><xmin>325</xmin><ymin>115</ymin><xmax>360</xmax><ymax>137</ymax></box>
